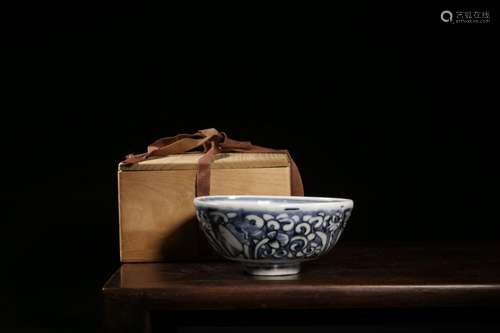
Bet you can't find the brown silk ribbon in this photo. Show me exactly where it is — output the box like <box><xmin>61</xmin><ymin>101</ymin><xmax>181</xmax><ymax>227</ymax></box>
<box><xmin>121</xmin><ymin>128</ymin><xmax>304</xmax><ymax>197</ymax></box>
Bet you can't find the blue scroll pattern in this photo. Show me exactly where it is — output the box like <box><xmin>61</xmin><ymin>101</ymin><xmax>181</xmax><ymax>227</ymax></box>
<box><xmin>196</xmin><ymin>208</ymin><xmax>352</xmax><ymax>260</ymax></box>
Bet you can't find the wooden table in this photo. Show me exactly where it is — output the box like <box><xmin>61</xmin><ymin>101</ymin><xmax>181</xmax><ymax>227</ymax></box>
<box><xmin>102</xmin><ymin>243</ymin><xmax>500</xmax><ymax>332</ymax></box>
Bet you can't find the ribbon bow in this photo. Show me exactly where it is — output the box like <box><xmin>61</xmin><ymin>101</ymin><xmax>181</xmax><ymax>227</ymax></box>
<box><xmin>122</xmin><ymin>128</ymin><xmax>304</xmax><ymax>197</ymax></box>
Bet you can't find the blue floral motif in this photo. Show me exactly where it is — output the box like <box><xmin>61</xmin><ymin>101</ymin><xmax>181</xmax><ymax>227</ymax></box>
<box><xmin>196</xmin><ymin>208</ymin><xmax>352</xmax><ymax>261</ymax></box>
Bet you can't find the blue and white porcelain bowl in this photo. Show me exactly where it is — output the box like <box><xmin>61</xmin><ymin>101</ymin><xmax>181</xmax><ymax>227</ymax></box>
<box><xmin>193</xmin><ymin>195</ymin><xmax>354</xmax><ymax>276</ymax></box>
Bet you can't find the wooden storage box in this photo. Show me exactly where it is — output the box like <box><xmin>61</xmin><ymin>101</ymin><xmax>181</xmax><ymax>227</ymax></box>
<box><xmin>118</xmin><ymin>152</ymin><xmax>293</xmax><ymax>262</ymax></box>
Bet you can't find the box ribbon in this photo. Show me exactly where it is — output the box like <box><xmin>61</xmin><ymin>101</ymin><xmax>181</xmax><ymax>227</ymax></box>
<box><xmin>122</xmin><ymin>128</ymin><xmax>304</xmax><ymax>197</ymax></box>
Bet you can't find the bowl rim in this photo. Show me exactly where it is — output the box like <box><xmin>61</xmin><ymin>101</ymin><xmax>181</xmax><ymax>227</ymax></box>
<box><xmin>193</xmin><ymin>195</ymin><xmax>354</xmax><ymax>210</ymax></box>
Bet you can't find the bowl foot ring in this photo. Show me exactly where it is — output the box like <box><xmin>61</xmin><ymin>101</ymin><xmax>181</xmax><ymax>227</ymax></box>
<box><xmin>243</xmin><ymin>263</ymin><xmax>301</xmax><ymax>276</ymax></box>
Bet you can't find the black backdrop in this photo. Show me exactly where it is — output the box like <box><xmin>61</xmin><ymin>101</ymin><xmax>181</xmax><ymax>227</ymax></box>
<box><xmin>4</xmin><ymin>2</ymin><xmax>498</xmax><ymax>332</ymax></box>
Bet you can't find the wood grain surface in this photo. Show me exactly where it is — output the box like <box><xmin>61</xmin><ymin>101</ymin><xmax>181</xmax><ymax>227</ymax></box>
<box><xmin>103</xmin><ymin>242</ymin><xmax>500</xmax><ymax>310</ymax></box>
<box><xmin>119</xmin><ymin>153</ymin><xmax>290</xmax><ymax>171</ymax></box>
<box><xmin>118</xmin><ymin>162</ymin><xmax>291</xmax><ymax>262</ymax></box>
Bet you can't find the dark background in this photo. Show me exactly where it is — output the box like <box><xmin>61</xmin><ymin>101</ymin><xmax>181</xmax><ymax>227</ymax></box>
<box><xmin>3</xmin><ymin>2</ymin><xmax>498</xmax><ymax>332</ymax></box>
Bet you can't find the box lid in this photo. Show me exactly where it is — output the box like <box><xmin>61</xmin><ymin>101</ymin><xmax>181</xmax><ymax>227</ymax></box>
<box><xmin>119</xmin><ymin>152</ymin><xmax>290</xmax><ymax>171</ymax></box>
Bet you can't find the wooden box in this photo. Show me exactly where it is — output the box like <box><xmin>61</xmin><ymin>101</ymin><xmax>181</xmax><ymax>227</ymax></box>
<box><xmin>118</xmin><ymin>152</ymin><xmax>292</xmax><ymax>262</ymax></box>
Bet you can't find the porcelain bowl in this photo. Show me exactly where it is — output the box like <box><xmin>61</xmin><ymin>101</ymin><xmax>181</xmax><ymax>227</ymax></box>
<box><xmin>193</xmin><ymin>195</ymin><xmax>354</xmax><ymax>276</ymax></box>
